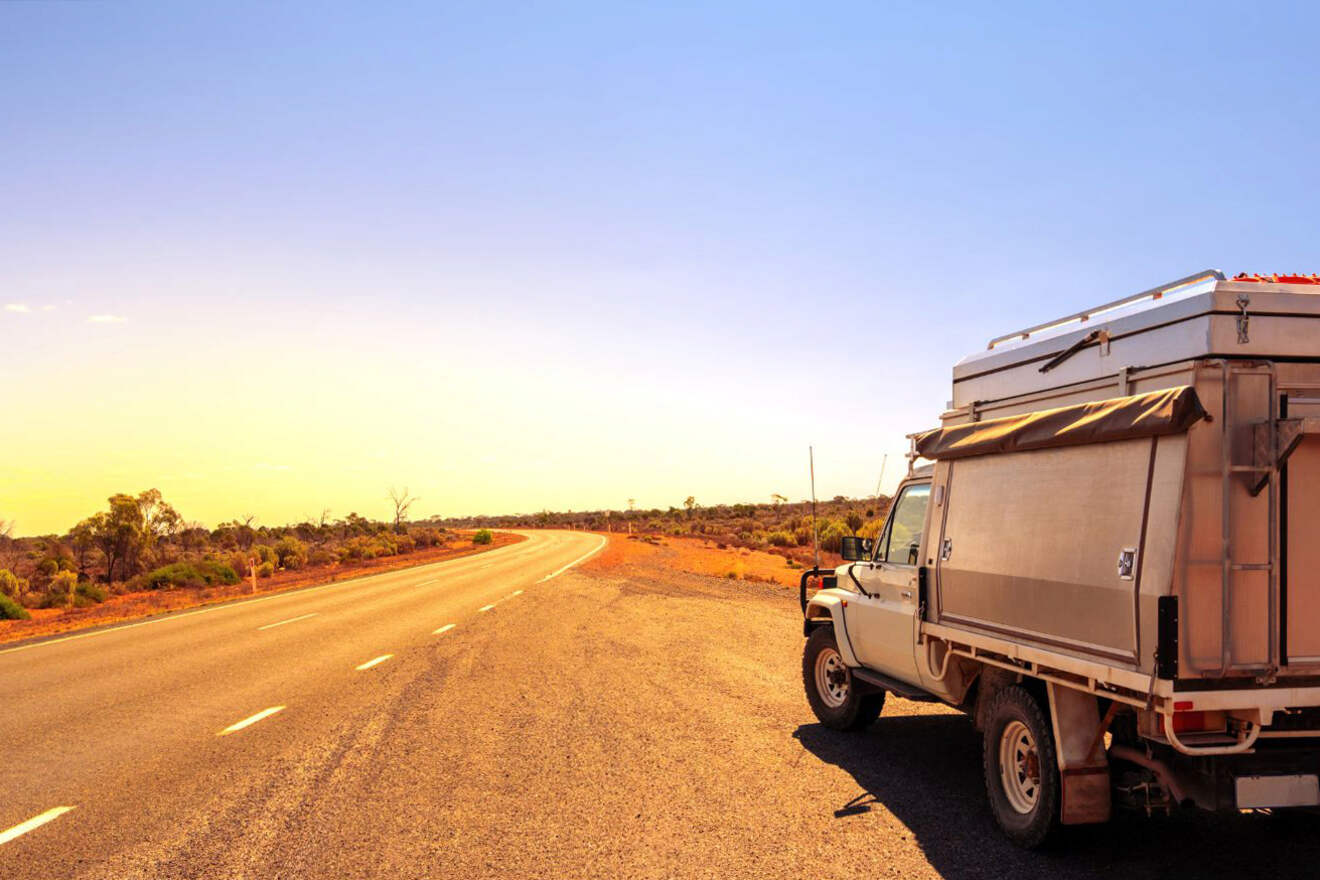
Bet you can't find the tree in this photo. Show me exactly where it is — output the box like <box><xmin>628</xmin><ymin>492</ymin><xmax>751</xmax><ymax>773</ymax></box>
<box><xmin>683</xmin><ymin>496</ymin><xmax>698</xmax><ymax>518</ymax></box>
<box><xmin>771</xmin><ymin>493</ymin><xmax>788</xmax><ymax>508</ymax></box>
<box><xmin>69</xmin><ymin>519</ymin><xmax>97</xmax><ymax>578</ymax></box>
<box><xmin>388</xmin><ymin>487</ymin><xmax>417</xmax><ymax>533</ymax></box>
<box><xmin>0</xmin><ymin>517</ymin><xmax>20</xmax><ymax>575</ymax></box>
<box><xmin>86</xmin><ymin>494</ymin><xmax>149</xmax><ymax>583</ymax></box>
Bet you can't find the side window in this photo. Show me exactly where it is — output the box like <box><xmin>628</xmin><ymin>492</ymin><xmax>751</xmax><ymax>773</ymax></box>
<box><xmin>877</xmin><ymin>483</ymin><xmax>931</xmax><ymax>566</ymax></box>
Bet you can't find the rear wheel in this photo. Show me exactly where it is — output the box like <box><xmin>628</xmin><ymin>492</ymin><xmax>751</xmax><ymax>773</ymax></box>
<box><xmin>982</xmin><ymin>685</ymin><xmax>1061</xmax><ymax>848</ymax></box>
<box><xmin>802</xmin><ymin>626</ymin><xmax>884</xmax><ymax>730</ymax></box>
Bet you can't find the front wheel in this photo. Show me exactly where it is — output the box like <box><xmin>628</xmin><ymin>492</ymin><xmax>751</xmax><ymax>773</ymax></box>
<box><xmin>802</xmin><ymin>626</ymin><xmax>884</xmax><ymax>730</ymax></box>
<box><xmin>982</xmin><ymin>685</ymin><xmax>1061</xmax><ymax>848</ymax></box>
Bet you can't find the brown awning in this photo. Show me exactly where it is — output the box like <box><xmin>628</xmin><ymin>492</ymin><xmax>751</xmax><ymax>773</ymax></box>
<box><xmin>914</xmin><ymin>386</ymin><xmax>1209</xmax><ymax>461</ymax></box>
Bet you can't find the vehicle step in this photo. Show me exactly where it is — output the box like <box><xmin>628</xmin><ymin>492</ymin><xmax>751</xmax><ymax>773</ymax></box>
<box><xmin>851</xmin><ymin>667</ymin><xmax>940</xmax><ymax>702</ymax></box>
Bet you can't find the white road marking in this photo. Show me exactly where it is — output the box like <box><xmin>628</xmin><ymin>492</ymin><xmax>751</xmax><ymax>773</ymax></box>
<box><xmin>536</xmin><ymin>535</ymin><xmax>608</xmax><ymax>583</ymax></box>
<box><xmin>219</xmin><ymin>706</ymin><xmax>286</xmax><ymax>736</ymax></box>
<box><xmin>355</xmin><ymin>654</ymin><xmax>393</xmax><ymax>671</ymax></box>
<box><xmin>257</xmin><ymin>612</ymin><xmax>317</xmax><ymax>630</ymax></box>
<box><xmin>0</xmin><ymin>806</ymin><xmax>75</xmax><ymax>846</ymax></box>
<box><xmin>415</xmin><ymin>579</ymin><xmax>438</xmax><ymax>586</ymax></box>
<box><xmin>0</xmin><ymin>532</ymin><xmax>539</xmax><ymax>657</ymax></box>
<box><xmin>432</xmin><ymin>623</ymin><xmax>456</xmax><ymax>635</ymax></box>
<box><xmin>478</xmin><ymin>604</ymin><xmax>495</xmax><ymax>612</ymax></box>
<box><xmin>511</xmin><ymin>589</ymin><xmax>523</xmax><ymax>597</ymax></box>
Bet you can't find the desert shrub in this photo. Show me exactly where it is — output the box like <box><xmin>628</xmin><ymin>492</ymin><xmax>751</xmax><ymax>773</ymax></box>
<box><xmin>258</xmin><ymin>561</ymin><xmax>275</xmax><ymax>578</ymax></box>
<box><xmin>393</xmin><ymin>533</ymin><xmax>416</xmax><ymax>554</ymax></box>
<box><xmin>845</xmin><ymin>512</ymin><xmax>864</xmax><ymax>532</ymax></box>
<box><xmin>0</xmin><ymin>569</ymin><xmax>29</xmax><ymax>600</ymax></box>
<box><xmin>143</xmin><ymin>561</ymin><xmax>240</xmax><ymax>589</ymax></box>
<box><xmin>42</xmin><ymin>571</ymin><xmax>79</xmax><ymax>608</ymax></box>
<box><xmin>858</xmin><ymin>518</ymin><xmax>886</xmax><ymax>540</ymax></box>
<box><xmin>252</xmin><ymin>544</ymin><xmax>277</xmax><ymax>566</ymax></box>
<box><xmin>78</xmin><ymin>580</ymin><xmax>108</xmax><ymax>603</ymax></box>
<box><xmin>767</xmin><ymin>530</ymin><xmax>793</xmax><ymax>547</ymax></box>
<box><xmin>819</xmin><ymin>519</ymin><xmax>849</xmax><ymax>554</ymax></box>
<box><xmin>308</xmin><ymin>547</ymin><xmax>336</xmax><ymax>567</ymax></box>
<box><xmin>472</xmin><ymin>529</ymin><xmax>493</xmax><ymax>545</ymax></box>
<box><xmin>274</xmin><ymin>536</ymin><xmax>308</xmax><ymax>570</ymax></box>
<box><xmin>40</xmin><ymin>573</ymin><xmax>106</xmax><ymax>609</ymax></box>
<box><xmin>0</xmin><ymin>593</ymin><xmax>29</xmax><ymax>620</ymax></box>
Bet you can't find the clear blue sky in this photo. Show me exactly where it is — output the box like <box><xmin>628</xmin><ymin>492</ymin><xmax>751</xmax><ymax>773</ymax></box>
<box><xmin>3</xmin><ymin>2</ymin><xmax>1318</xmax><ymax>534</ymax></box>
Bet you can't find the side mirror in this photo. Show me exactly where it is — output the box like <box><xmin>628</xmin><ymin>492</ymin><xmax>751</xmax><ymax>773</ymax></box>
<box><xmin>840</xmin><ymin>535</ymin><xmax>873</xmax><ymax>561</ymax></box>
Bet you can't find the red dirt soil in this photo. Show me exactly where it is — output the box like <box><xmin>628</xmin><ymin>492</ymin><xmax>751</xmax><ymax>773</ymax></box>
<box><xmin>585</xmin><ymin>533</ymin><xmax>810</xmax><ymax>588</ymax></box>
<box><xmin>0</xmin><ymin>531</ymin><xmax>525</xmax><ymax>645</ymax></box>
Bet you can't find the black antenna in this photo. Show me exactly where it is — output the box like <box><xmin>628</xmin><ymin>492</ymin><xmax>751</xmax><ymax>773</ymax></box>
<box><xmin>810</xmin><ymin>446</ymin><xmax>819</xmax><ymax>571</ymax></box>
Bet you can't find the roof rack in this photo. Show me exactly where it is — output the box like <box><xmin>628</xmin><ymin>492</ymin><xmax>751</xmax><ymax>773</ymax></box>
<box><xmin>986</xmin><ymin>269</ymin><xmax>1226</xmax><ymax>350</ymax></box>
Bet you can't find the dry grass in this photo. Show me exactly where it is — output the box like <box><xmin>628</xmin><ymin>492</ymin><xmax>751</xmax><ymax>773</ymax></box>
<box><xmin>0</xmin><ymin>530</ymin><xmax>525</xmax><ymax>645</ymax></box>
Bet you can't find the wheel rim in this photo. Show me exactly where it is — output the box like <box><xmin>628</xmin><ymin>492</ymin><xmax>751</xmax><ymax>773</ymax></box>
<box><xmin>998</xmin><ymin>720</ymin><xmax>1041</xmax><ymax>814</ymax></box>
<box><xmin>814</xmin><ymin>647</ymin><xmax>850</xmax><ymax>708</ymax></box>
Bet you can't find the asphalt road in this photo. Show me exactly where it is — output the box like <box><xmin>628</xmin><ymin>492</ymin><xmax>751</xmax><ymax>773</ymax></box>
<box><xmin>4</xmin><ymin>531</ymin><xmax>1320</xmax><ymax>879</ymax></box>
<box><xmin>0</xmin><ymin>530</ymin><xmax>604</xmax><ymax>879</ymax></box>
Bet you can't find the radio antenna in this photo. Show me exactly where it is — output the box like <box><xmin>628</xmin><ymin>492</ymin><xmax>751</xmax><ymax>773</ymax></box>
<box><xmin>873</xmin><ymin>453</ymin><xmax>888</xmax><ymax>499</ymax></box>
<box><xmin>810</xmin><ymin>446</ymin><xmax>820</xmax><ymax>571</ymax></box>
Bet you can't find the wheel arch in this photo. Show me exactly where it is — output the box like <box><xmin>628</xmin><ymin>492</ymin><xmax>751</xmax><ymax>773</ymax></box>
<box><xmin>803</xmin><ymin>592</ymin><xmax>861</xmax><ymax>667</ymax></box>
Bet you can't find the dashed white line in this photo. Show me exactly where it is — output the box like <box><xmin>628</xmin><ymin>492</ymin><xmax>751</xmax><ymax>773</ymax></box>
<box><xmin>478</xmin><ymin>604</ymin><xmax>495</xmax><ymax>612</ymax></box>
<box><xmin>0</xmin><ymin>806</ymin><xmax>75</xmax><ymax>846</ymax></box>
<box><xmin>257</xmin><ymin>612</ymin><xmax>317</xmax><ymax>630</ymax></box>
<box><xmin>511</xmin><ymin>589</ymin><xmax>523</xmax><ymax>597</ymax></box>
<box><xmin>432</xmin><ymin>623</ymin><xmax>456</xmax><ymax>635</ymax></box>
<box><xmin>355</xmin><ymin>654</ymin><xmax>393</xmax><ymax>671</ymax></box>
<box><xmin>219</xmin><ymin>706</ymin><xmax>286</xmax><ymax>736</ymax></box>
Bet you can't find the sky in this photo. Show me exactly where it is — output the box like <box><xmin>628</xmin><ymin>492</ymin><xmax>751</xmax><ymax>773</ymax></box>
<box><xmin>3</xmin><ymin>2</ymin><xmax>1319</xmax><ymax>535</ymax></box>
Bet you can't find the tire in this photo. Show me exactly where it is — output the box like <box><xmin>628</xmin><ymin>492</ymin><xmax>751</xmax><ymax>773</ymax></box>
<box><xmin>802</xmin><ymin>626</ymin><xmax>884</xmax><ymax>731</ymax></box>
<box><xmin>982</xmin><ymin>685</ymin><xmax>1061</xmax><ymax>848</ymax></box>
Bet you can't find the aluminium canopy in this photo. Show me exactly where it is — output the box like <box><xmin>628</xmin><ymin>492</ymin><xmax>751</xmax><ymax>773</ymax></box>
<box><xmin>914</xmin><ymin>386</ymin><xmax>1208</xmax><ymax>461</ymax></box>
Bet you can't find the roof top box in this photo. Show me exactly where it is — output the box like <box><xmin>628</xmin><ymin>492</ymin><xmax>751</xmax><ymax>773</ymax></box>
<box><xmin>952</xmin><ymin>270</ymin><xmax>1320</xmax><ymax>409</ymax></box>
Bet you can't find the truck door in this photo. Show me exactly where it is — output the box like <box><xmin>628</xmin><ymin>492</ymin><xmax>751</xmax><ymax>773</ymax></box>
<box><xmin>847</xmin><ymin>482</ymin><xmax>931</xmax><ymax>686</ymax></box>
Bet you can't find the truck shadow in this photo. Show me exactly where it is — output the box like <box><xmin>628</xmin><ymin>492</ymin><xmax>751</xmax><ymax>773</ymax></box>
<box><xmin>794</xmin><ymin>712</ymin><xmax>1320</xmax><ymax>880</ymax></box>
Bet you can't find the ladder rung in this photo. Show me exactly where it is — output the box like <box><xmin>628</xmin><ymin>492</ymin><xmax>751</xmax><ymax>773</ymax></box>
<box><xmin>1228</xmin><ymin>465</ymin><xmax>1272</xmax><ymax>473</ymax></box>
<box><xmin>1231</xmin><ymin>564</ymin><xmax>1272</xmax><ymax>571</ymax></box>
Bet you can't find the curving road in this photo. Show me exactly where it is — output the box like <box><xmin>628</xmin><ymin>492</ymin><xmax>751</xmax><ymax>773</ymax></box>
<box><xmin>0</xmin><ymin>529</ymin><xmax>604</xmax><ymax>879</ymax></box>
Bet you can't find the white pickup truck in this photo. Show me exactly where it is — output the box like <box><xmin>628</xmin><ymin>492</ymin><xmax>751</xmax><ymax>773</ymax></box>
<box><xmin>801</xmin><ymin>270</ymin><xmax>1320</xmax><ymax>847</ymax></box>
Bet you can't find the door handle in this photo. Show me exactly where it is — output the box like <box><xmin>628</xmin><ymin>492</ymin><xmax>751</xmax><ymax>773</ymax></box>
<box><xmin>901</xmin><ymin>590</ymin><xmax>913</xmax><ymax>599</ymax></box>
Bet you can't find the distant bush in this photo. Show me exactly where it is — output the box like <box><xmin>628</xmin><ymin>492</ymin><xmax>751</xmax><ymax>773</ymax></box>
<box><xmin>274</xmin><ymin>536</ymin><xmax>308</xmax><ymax>571</ymax></box>
<box><xmin>40</xmin><ymin>573</ymin><xmax>107</xmax><ymax>609</ymax></box>
<box><xmin>143</xmin><ymin>561</ymin><xmax>240</xmax><ymax>590</ymax></box>
<box><xmin>78</xmin><ymin>580</ymin><xmax>108</xmax><ymax>603</ymax></box>
<box><xmin>0</xmin><ymin>569</ymin><xmax>29</xmax><ymax>600</ymax></box>
<box><xmin>472</xmin><ymin>529</ymin><xmax>493</xmax><ymax>545</ymax></box>
<box><xmin>819</xmin><ymin>519</ymin><xmax>849</xmax><ymax>554</ymax></box>
<box><xmin>767</xmin><ymin>530</ymin><xmax>793</xmax><ymax>547</ymax></box>
<box><xmin>308</xmin><ymin>547</ymin><xmax>337</xmax><ymax>567</ymax></box>
<box><xmin>0</xmin><ymin>593</ymin><xmax>29</xmax><ymax>620</ymax></box>
<box><xmin>258</xmin><ymin>561</ymin><xmax>275</xmax><ymax>578</ymax></box>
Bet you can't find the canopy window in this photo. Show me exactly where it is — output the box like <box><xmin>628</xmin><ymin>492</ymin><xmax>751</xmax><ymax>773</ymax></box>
<box><xmin>914</xmin><ymin>386</ymin><xmax>1209</xmax><ymax>461</ymax></box>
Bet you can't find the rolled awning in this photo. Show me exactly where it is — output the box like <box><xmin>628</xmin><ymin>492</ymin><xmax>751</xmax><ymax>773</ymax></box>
<box><xmin>914</xmin><ymin>385</ymin><xmax>1209</xmax><ymax>461</ymax></box>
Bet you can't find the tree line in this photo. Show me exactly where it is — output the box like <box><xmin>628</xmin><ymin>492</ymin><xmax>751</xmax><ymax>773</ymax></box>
<box><xmin>0</xmin><ymin>490</ymin><xmax>456</xmax><ymax>620</ymax></box>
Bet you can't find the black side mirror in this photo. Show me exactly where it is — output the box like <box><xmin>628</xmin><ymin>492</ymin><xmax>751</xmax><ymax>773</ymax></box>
<box><xmin>840</xmin><ymin>535</ymin><xmax>873</xmax><ymax>561</ymax></box>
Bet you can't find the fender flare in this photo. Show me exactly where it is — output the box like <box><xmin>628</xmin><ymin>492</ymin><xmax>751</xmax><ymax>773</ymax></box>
<box><xmin>804</xmin><ymin>592</ymin><xmax>861</xmax><ymax>667</ymax></box>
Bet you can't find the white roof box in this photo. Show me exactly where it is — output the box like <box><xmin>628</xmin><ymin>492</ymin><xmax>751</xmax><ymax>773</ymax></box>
<box><xmin>953</xmin><ymin>270</ymin><xmax>1320</xmax><ymax>408</ymax></box>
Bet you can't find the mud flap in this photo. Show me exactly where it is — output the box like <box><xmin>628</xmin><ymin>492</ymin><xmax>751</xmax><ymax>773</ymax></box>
<box><xmin>1047</xmin><ymin>683</ymin><xmax>1112</xmax><ymax>825</ymax></box>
